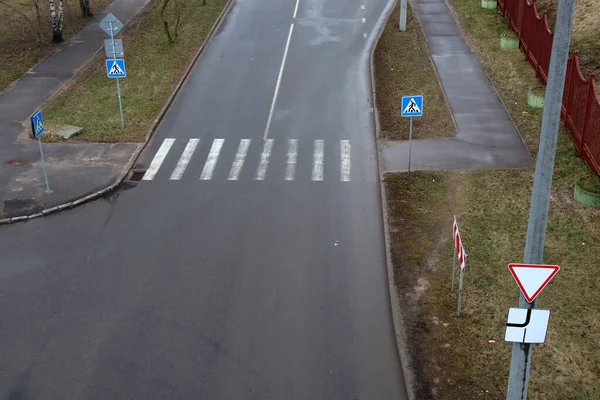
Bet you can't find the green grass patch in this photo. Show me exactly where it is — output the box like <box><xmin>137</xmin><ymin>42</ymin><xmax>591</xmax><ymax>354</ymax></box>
<box><xmin>374</xmin><ymin>3</ymin><xmax>456</xmax><ymax>140</ymax></box>
<box><xmin>383</xmin><ymin>0</ymin><xmax>600</xmax><ymax>398</ymax></box>
<box><xmin>577</xmin><ymin>175</ymin><xmax>600</xmax><ymax>194</ymax></box>
<box><xmin>43</xmin><ymin>0</ymin><xmax>226</xmax><ymax>142</ymax></box>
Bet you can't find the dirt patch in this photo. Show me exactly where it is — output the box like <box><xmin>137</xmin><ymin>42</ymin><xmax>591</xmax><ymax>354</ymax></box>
<box><xmin>374</xmin><ymin>3</ymin><xmax>456</xmax><ymax>141</ymax></box>
<box><xmin>385</xmin><ymin>171</ymin><xmax>450</xmax><ymax>398</ymax></box>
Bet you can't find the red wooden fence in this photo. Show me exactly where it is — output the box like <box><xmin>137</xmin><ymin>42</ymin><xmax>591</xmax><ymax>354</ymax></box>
<box><xmin>497</xmin><ymin>0</ymin><xmax>600</xmax><ymax>176</ymax></box>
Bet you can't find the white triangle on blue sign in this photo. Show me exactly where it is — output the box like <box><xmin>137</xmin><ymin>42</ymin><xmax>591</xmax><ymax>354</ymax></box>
<box><xmin>36</xmin><ymin>118</ymin><xmax>44</xmax><ymax>132</ymax></box>
<box><xmin>403</xmin><ymin>98</ymin><xmax>421</xmax><ymax>114</ymax></box>
<box><xmin>109</xmin><ymin>61</ymin><xmax>124</xmax><ymax>75</ymax></box>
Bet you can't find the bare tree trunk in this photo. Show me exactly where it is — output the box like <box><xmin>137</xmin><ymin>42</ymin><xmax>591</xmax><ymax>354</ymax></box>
<box><xmin>58</xmin><ymin>0</ymin><xmax>64</xmax><ymax>38</ymax></box>
<box><xmin>50</xmin><ymin>0</ymin><xmax>64</xmax><ymax>43</ymax></box>
<box><xmin>33</xmin><ymin>0</ymin><xmax>44</xmax><ymax>44</ymax></box>
<box><xmin>79</xmin><ymin>0</ymin><xmax>92</xmax><ymax>17</ymax></box>
<box><xmin>160</xmin><ymin>0</ymin><xmax>175</xmax><ymax>44</ymax></box>
<box><xmin>160</xmin><ymin>0</ymin><xmax>183</xmax><ymax>44</ymax></box>
<box><xmin>173</xmin><ymin>0</ymin><xmax>181</xmax><ymax>40</ymax></box>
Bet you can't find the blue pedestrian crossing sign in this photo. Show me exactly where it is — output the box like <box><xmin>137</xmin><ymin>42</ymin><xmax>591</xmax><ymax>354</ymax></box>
<box><xmin>31</xmin><ymin>111</ymin><xmax>45</xmax><ymax>138</ymax></box>
<box><xmin>401</xmin><ymin>95</ymin><xmax>424</xmax><ymax>117</ymax></box>
<box><xmin>106</xmin><ymin>59</ymin><xmax>127</xmax><ymax>78</ymax></box>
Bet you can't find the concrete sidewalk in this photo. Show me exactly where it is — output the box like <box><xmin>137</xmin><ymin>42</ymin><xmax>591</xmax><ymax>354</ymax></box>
<box><xmin>0</xmin><ymin>0</ymin><xmax>149</xmax><ymax>220</ymax></box>
<box><xmin>380</xmin><ymin>0</ymin><xmax>532</xmax><ymax>171</ymax></box>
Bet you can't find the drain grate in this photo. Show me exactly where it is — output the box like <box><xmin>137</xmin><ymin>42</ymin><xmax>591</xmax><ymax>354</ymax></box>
<box><xmin>5</xmin><ymin>159</ymin><xmax>25</xmax><ymax>167</ymax></box>
<box><xmin>3</xmin><ymin>198</ymin><xmax>42</xmax><ymax>217</ymax></box>
<box><xmin>129</xmin><ymin>169</ymin><xmax>146</xmax><ymax>181</ymax></box>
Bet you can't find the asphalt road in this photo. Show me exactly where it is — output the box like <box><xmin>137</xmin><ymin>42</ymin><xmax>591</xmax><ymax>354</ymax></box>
<box><xmin>0</xmin><ymin>0</ymin><xmax>407</xmax><ymax>398</ymax></box>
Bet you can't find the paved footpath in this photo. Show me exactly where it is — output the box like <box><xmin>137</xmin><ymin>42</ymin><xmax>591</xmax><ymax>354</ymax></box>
<box><xmin>0</xmin><ymin>0</ymin><xmax>149</xmax><ymax>219</ymax></box>
<box><xmin>381</xmin><ymin>0</ymin><xmax>532</xmax><ymax>171</ymax></box>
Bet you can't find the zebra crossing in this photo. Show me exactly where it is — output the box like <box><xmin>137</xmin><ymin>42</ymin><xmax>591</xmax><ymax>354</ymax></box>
<box><xmin>140</xmin><ymin>138</ymin><xmax>357</xmax><ymax>182</ymax></box>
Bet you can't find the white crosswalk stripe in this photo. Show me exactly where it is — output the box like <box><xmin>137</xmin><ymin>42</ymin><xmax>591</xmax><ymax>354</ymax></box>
<box><xmin>255</xmin><ymin>139</ymin><xmax>274</xmax><ymax>181</ymax></box>
<box><xmin>142</xmin><ymin>138</ymin><xmax>175</xmax><ymax>181</ymax></box>
<box><xmin>312</xmin><ymin>140</ymin><xmax>324</xmax><ymax>181</ymax></box>
<box><xmin>228</xmin><ymin>139</ymin><xmax>251</xmax><ymax>180</ymax></box>
<box><xmin>142</xmin><ymin>138</ymin><xmax>359</xmax><ymax>182</ymax></box>
<box><xmin>170</xmin><ymin>139</ymin><xmax>199</xmax><ymax>180</ymax></box>
<box><xmin>340</xmin><ymin>140</ymin><xmax>351</xmax><ymax>182</ymax></box>
<box><xmin>285</xmin><ymin>139</ymin><xmax>298</xmax><ymax>181</ymax></box>
<box><xmin>200</xmin><ymin>139</ymin><xmax>224</xmax><ymax>180</ymax></box>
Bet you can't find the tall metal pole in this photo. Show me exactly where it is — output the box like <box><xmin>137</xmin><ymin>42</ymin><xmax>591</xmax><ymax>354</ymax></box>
<box><xmin>408</xmin><ymin>117</ymin><xmax>413</xmax><ymax>172</ymax></box>
<box><xmin>399</xmin><ymin>0</ymin><xmax>407</xmax><ymax>32</ymax></box>
<box><xmin>37</xmin><ymin>137</ymin><xmax>52</xmax><ymax>194</ymax></box>
<box><xmin>451</xmin><ymin>245</ymin><xmax>457</xmax><ymax>292</ymax></box>
<box><xmin>506</xmin><ymin>0</ymin><xmax>576</xmax><ymax>397</ymax></box>
<box><xmin>457</xmin><ymin>258</ymin><xmax>465</xmax><ymax>316</ymax></box>
<box><xmin>109</xmin><ymin>20</ymin><xmax>125</xmax><ymax>129</ymax></box>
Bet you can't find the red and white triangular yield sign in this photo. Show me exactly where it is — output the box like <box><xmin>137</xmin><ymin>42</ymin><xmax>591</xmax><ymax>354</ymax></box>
<box><xmin>508</xmin><ymin>263</ymin><xmax>560</xmax><ymax>303</ymax></box>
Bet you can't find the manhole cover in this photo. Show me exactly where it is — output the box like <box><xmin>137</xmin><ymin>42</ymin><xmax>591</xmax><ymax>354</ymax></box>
<box><xmin>5</xmin><ymin>159</ymin><xmax>25</xmax><ymax>167</ymax></box>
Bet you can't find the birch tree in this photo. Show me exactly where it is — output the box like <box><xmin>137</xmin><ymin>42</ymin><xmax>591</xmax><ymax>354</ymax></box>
<box><xmin>49</xmin><ymin>0</ymin><xmax>64</xmax><ymax>43</ymax></box>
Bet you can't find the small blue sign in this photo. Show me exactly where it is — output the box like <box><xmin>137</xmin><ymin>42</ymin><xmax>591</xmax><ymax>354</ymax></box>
<box><xmin>31</xmin><ymin>111</ymin><xmax>45</xmax><ymax>138</ymax></box>
<box><xmin>106</xmin><ymin>59</ymin><xmax>127</xmax><ymax>78</ymax></box>
<box><xmin>401</xmin><ymin>95</ymin><xmax>424</xmax><ymax>117</ymax></box>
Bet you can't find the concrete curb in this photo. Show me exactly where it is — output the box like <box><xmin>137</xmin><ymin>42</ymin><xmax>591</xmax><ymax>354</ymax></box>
<box><xmin>369</xmin><ymin>1</ymin><xmax>417</xmax><ymax>399</ymax></box>
<box><xmin>0</xmin><ymin>0</ymin><xmax>236</xmax><ymax>226</ymax></box>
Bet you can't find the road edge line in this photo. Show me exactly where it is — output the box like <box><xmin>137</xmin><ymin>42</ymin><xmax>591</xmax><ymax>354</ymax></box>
<box><xmin>369</xmin><ymin>0</ymin><xmax>417</xmax><ymax>398</ymax></box>
<box><xmin>0</xmin><ymin>0</ymin><xmax>237</xmax><ymax>226</ymax></box>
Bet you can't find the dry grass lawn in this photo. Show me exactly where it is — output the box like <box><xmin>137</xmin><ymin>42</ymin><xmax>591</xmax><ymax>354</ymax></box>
<box><xmin>0</xmin><ymin>0</ymin><xmax>112</xmax><ymax>92</ymax></box>
<box><xmin>43</xmin><ymin>0</ymin><xmax>226</xmax><ymax>142</ymax></box>
<box><xmin>374</xmin><ymin>3</ymin><xmax>456</xmax><ymax>141</ymax></box>
<box><xmin>383</xmin><ymin>0</ymin><xmax>600</xmax><ymax>398</ymax></box>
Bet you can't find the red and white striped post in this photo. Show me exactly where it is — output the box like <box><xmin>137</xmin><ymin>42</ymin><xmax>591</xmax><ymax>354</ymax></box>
<box><xmin>452</xmin><ymin>216</ymin><xmax>467</xmax><ymax>315</ymax></box>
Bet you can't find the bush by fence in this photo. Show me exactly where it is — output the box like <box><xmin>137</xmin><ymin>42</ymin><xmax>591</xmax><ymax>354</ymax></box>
<box><xmin>498</xmin><ymin>0</ymin><xmax>600</xmax><ymax>176</ymax></box>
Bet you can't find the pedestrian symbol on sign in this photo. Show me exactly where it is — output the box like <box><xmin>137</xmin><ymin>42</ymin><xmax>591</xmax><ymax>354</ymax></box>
<box><xmin>105</xmin><ymin>59</ymin><xmax>127</xmax><ymax>78</ymax></box>
<box><xmin>404</xmin><ymin>98</ymin><xmax>420</xmax><ymax>114</ymax></box>
<box><xmin>31</xmin><ymin>111</ymin><xmax>45</xmax><ymax>138</ymax></box>
<box><xmin>403</xmin><ymin>98</ymin><xmax>421</xmax><ymax>114</ymax></box>
<box><xmin>109</xmin><ymin>62</ymin><xmax>124</xmax><ymax>75</ymax></box>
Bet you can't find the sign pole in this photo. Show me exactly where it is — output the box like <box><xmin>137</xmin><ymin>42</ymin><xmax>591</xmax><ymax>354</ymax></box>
<box><xmin>451</xmin><ymin>244</ymin><xmax>457</xmax><ymax>292</ymax></box>
<box><xmin>109</xmin><ymin>20</ymin><xmax>125</xmax><ymax>129</ymax></box>
<box><xmin>457</xmin><ymin>258</ymin><xmax>465</xmax><ymax>316</ymax></box>
<box><xmin>506</xmin><ymin>0</ymin><xmax>575</xmax><ymax>397</ymax></box>
<box><xmin>399</xmin><ymin>0</ymin><xmax>407</xmax><ymax>32</ymax></box>
<box><xmin>37</xmin><ymin>137</ymin><xmax>51</xmax><ymax>194</ymax></box>
<box><xmin>408</xmin><ymin>117</ymin><xmax>413</xmax><ymax>173</ymax></box>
